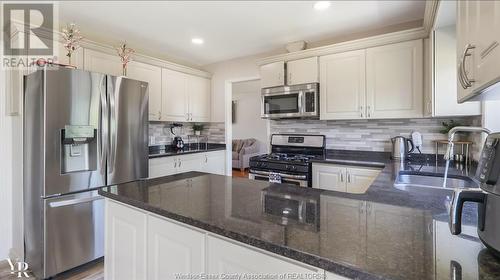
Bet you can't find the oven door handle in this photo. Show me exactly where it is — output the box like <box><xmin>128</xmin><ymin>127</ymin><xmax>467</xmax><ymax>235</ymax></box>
<box><xmin>250</xmin><ymin>170</ymin><xmax>307</xmax><ymax>180</ymax></box>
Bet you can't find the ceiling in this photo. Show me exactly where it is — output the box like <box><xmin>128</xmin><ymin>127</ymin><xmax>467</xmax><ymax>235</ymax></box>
<box><xmin>59</xmin><ymin>1</ymin><xmax>426</xmax><ymax>66</ymax></box>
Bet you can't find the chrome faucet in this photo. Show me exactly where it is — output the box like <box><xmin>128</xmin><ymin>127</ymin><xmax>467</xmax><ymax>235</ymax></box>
<box><xmin>444</xmin><ymin>126</ymin><xmax>492</xmax><ymax>160</ymax></box>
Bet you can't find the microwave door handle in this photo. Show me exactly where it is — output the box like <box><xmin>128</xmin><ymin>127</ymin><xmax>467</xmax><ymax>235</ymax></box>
<box><xmin>298</xmin><ymin>91</ymin><xmax>304</xmax><ymax>114</ymax></box>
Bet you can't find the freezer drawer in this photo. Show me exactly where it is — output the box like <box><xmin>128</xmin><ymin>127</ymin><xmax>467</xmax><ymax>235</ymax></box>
<box><xmin>44</xmin><ymin>191</ymin><xmax>104</xmax><ymax>277</ymax></box>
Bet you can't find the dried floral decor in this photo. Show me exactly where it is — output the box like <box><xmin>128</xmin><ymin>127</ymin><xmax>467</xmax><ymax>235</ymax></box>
<box><xmin>61</xmin><ymin>23</ymin><xmax>83</xmax><ymax>66</ymax></box>
<box><xmin>116</xmin><ymin>43</ymin><xmax>135</xmax><ymax>76</ymax></box>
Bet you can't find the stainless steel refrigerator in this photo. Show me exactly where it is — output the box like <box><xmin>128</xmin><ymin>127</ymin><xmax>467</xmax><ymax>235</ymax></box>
<box><xmin>23</xmin><ymin>67</ymin><xmax>149</xmax><ymax>279</ymax></box>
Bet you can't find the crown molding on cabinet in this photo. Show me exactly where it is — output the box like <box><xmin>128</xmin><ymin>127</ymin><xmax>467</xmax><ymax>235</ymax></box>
<box><xmin>257</xmin><ymin>27</ymin><xmax>429</xmax><ymax>65</ymax></box>
<box><xmin>423</xmin><ymin>0</ymin><xmax>440</xmax><ymax>33</ymax></box>
<box><xmin>7</xmin><ymin>20</ymin><xmax>211</xmax><ymax>78</ymax></box>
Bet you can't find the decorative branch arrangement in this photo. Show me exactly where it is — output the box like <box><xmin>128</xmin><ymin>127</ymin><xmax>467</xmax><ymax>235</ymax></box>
<box><xmin>61</xmin><ymin>23</ymin><xmax>84</xmax><ymax>66</ymax></box>
<box><xmin>116</xmin><ymin>43</ymin><xmax>135</xmax><ymax>76</ymax></box>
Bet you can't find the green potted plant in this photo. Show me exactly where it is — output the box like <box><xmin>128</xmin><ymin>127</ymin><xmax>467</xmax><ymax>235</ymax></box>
<box><xmin>192</xmin><ymin>123</ymin><xmax>204</xmax><ymax>136</ymax></box>
<box><xmin>440</xmin><ymin>120</ymin><xmax>467</xmax><ymax>140</ymax></box>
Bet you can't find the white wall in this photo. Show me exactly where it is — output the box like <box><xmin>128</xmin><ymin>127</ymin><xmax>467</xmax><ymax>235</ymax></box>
<box><xmin>232</xmin><ymin>80</ymin><xmax>269</xmax><ymax>153</ymax></box>
<box><xmin>203</xmin><ymin>51</ymin><xmax>279</xmax><ymax>123</ymax></box>
<box><xmin>0</xmin><ymin>46</ymin><xmax>13</xmax><ymax>260</ymax></box>
<box><xmin>203</xmin><ymin>52</ymin><xmax>278</xmax><ymax>174</ymax></box>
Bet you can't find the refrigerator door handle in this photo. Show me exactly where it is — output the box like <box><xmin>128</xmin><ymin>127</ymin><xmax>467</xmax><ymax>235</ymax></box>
<box><xmin>99</xmin><ymin>76</ymin><xmax>108</xmax><ymax>176</ymax></box>
<box><xmin>48</xmin><ymin>195</ymin><xmax>104</xmax><ymax>208</ymax></box>
<box><xmin>108</xmin><ymin>78</ymin><xmax>117</xmax><ymax>174</ymax></box>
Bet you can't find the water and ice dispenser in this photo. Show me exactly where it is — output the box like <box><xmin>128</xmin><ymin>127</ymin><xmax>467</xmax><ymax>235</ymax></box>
<box><xmin>61</xmin><ymin>125</ymin><xmax>97</xmax><ymax>174</ymax></box>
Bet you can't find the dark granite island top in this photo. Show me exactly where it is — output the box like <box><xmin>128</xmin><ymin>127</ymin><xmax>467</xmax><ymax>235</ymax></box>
<box><xmin>99</xmin><ymin>152</ymin><xmax>500</xmax><ymax>280</ymax></box>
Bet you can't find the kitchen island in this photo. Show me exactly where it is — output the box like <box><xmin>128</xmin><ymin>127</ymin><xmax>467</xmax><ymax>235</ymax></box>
<box><xmin>99</xmin><ymin>154</ymin><xmax>500</xmax><ymax>280</ymax></box>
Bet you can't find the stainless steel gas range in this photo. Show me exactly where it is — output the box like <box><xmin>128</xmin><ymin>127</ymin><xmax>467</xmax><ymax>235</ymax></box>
<box><xmin>249</xmin><ymin>134</ymin><xmax>325</xmax><ymax>187</ymax></box>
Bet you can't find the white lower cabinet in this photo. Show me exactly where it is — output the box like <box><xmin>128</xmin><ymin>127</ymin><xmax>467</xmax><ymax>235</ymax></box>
<box><xmin>105</xmin><ymin>200</ymin><xmax>147</xmax><ymax>280</ymax></box>
<box><xmin>147</xmin><ymin>215</ymin><xmax>205</xmax><ymax>280</ymax></box>
<box><xmin>105</xmin><ymin>200</ymin><xmax>349</xmax><ymax>280</ymax></box>
<box><xmin>149</xmin><ymin>150</ymin><xmax>226</xmax><ymax>178</ymax></box>
<box><xmin>312</xmin><ymin>163</ymin><xmax>381</xmax><ymax>194</ymax></box>
<box><xmin>207</xmin><ymin>235</ymin><xmax>322</xmax><ymax>275</ymax></box>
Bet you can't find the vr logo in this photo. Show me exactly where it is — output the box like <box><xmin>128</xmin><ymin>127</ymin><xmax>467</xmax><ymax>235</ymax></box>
<box><xmin>2</xmin><ymin>3</ymin><xmax>54</xmax><ymax>55</ymax></box>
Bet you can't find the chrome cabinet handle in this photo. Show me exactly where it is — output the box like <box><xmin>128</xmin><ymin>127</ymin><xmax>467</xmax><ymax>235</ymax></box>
<box><xmin>367</xmin><ymin>105</ymin><xmax>371</xmax><ymax>118</ymax></box>
<box><xmin>461</xmin><ymin>44</ymin><xmax>476</xmax><ymax>88</ymax></box>
<box><xmin>205</xmin><ymin>155</ymin><xmax>208</xmax><ymax>163</ymax></box>
<box><xmin>178</xmin><ymin>159</ymin><xmax>182</xmax><ymax>168</ymax></box>
<box><xmin>174</xmin><ymin>159</ymin><xmax>177</xmax><ymax>168</ymax></box>
<box><xmin>158</xmin><ymin>110</ymin><xmax>161</xmax><ymax>120</ymax></box>
<box><xmin>347</xmin><ymin>172</ymin><xmax>351</xmax><ymax>183</ymax></box>
<box><xmin>458</xmin><ymin>61</ymin><xmax>468</xmax><ymax>89</ymax></box>
<box><xmin>360</xmin><ymin>106</ymin><xmax>364</xmax><ymax>118</ymax></box>
<box><xmin>340</xmin><ymin>172</ymin><xmax>344</xmax><ymax>182</ymax></box>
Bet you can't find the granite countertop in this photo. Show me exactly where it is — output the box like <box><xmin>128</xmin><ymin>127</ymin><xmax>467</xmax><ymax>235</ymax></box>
<box><xmin>148</xmin><ymin>143</ymin><xmax>226</xmax><ymax>158</ymax></box>
<box><xmin>99</xmin><ymin>150</ymin><xmax>500</xmax><ymax>280</ymax></box>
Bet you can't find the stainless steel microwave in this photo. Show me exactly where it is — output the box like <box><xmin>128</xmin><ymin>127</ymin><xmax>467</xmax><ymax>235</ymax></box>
<box><xmin>261</xmin><ymin>83</ymin><xmax>319</xmax><ymax>119</ymax></box>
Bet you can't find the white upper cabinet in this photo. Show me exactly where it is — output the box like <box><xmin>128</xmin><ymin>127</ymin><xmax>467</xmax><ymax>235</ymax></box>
<box><xmin>187</xmin><ymin>75</ymin><xmax>211</xmax><ymax>122</ymax></box>
<box><xmin>260</xmin><ymin>61</ymin><xmax>285</xmax><ymax>88</ymax></box>
<box><xmin>83</xmin><ymin>49</ymin><xmax>122</xmax><ymax>76</ymax></box>
<box><xmin>320</xmin><ymin>50</ymin><xmax>366</xmax><ymax>120</ymax></box>
<box><xmin>161</xmin><ymin>68</ymin><xmax>189</xmax><ymax>121</ymax></box>
<box><xmin>432</xmin><ymin>26</ymin><xmax>480</xmax><ymax>116</ymax></box>
<box><xmin>287</xmin><ymin>57</ymin><xmax>319</xmax><ymax>85</ymax></box>
<box><xmin>474</xmin><ymin>1</ymin><xmax>500</xmax><ymax>93</ymax></box>
<box><xmin>127</xmin><ymin>61</ymin><xmax>163</xmax><ymax>121</ymax></box>
<box><xmin>457</xmin><ymin>1</ymin><xmax>500</xmax><ymax>102</ymax></box>
<box><xmin>161</xmin><ymin>68</ymin><xmax>211</xmax><ymax>122</ymax></box>
<box><xmin>366</xmin><ymin>39</ymin><xmax>423</xmax><ymax>119</ymax></box>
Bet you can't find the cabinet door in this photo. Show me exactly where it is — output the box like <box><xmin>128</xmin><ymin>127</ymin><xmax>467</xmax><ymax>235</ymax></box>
<box><xmin>433</xmin><ymin>27</ymin><xmax>481</xmax><ymax>116</ymax></box>
<box><xmin>366</xmin><ymin>203</ymin><xmax>427</xmax><ymax>279</ymax></box>
<box><xmin>178</xmin><ymin>153</ymin><xmax>203</xmax><ymax>173</ymax></box>
<box><xmin>161</xmin><ymin>68</ymin><xmax>189</xmax><ymax>121</ymax></box>
<box><xmin>320</xmin><ymin>50</ymin><xmax>366</xmax><ymax>120</ymax></box>
<box><xmin>128</xmin><ymin>61</ymin><xmax>163</xmax><ymax>121</ymax></box>
<box><xmin>83</xmin><ymin>49</ymin><xmax>122</xmax><ymax>76</ymax></box>
<box><xmin>346</xmin><ymin>167</ymin><xmax>381</xmax><ymax>194</ymax></box>
<box><xmin>474</xmin><ymin>1</ymin><xmax>500</xmax><ymax>93</ymax></box>
<box><xmin>287</xmin><ymin>57</ymin><xmax>318</xmax><ymax>85</ymax></box>
<box><xmin>203</xmin><ymin>151</ymin><xmax>226</xmax><ymax>175</ymax></box>
<box><xmin>149</xmin><ymin>157</ymin><xmax>178</xmax><ymax>178</ymax></box>
<box><xmin>456</xmin><ymin>0</ymin><xmax>477</xmax><ymax>101</ymax></box>
<box><xmin>320</xmin><ymin>195</ymin><xmax>367</xmax><ymax>267</ymax></box>
<box><xmin>312</xmin><ymin>163</ymin><xmax>346</xmax><ymax>192</ymax></box>
<box><xmin>188</xmin><ymin>75</ymin><xmax>211</xmax><ymax>122</ymax></box>
<box><xmin>55</xmin><ymin>41</ymin><xmax>83</xmax><ymax>69</ymax></box>
<box><xmin>207</xmin><ymin>236</ymin><xmax>321</xmax><ymax>275</ymax></box>
<box><xmin>105</xmin><ymin>200</ymin><xmax>147</xmax><ymax>280</ymax></box>
<box><xmin>147</xmin><ymin>215</ymin><xmax>205</xmax><ymax>280</ymax></box>
<box><xmin>260</xmin><ymin>61</ymin><xmax>285</xmax><ymax>88</ymax></box>
<box><xmin>366</xmin><ymin>39</ymin><xmax>423</xmax><ymax>119</ymax></box>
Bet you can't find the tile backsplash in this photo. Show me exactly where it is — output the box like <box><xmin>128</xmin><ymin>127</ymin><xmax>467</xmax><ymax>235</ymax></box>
<box><xmin>270</xmin><ymin>116</ymin><xmax>482</xmax><ymax>157</ymax></box>
<box><xmin>149</xmin><ymin>122</ymin><xmax>225</xmax><ymax>145</ymax></box>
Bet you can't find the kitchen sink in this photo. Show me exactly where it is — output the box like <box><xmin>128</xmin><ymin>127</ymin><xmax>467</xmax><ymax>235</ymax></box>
<box><xmin>394</xmin><ymin>172</ymin><xmax>478</xmax><ymax>191</ymax></box>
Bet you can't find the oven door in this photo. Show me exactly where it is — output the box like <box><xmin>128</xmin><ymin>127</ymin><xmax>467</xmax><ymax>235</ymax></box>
<box><xmin>249</xmin><ymin>170</ymin><xmax>308</xmax><ymax>187</ymax></box>
<box><xmin>261</xmin><ymin>91</ymin><xmax>302</xmax><ymax>119</ymax></box>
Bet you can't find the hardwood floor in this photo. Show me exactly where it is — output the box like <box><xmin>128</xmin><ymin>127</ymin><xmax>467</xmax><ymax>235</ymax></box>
<box><xmin>232</xmin><ymin>168</ymin><xmax>249</xmax><ymax>178</ymax></box>
<box><xmin>0</xmin><ymin>259</ymin><xmax>103</xmax><ymax>280</ymax></box>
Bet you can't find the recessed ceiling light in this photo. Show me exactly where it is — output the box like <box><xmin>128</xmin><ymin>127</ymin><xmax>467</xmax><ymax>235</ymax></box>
<box><xmin>313</xmin><ymin>1</ymin><xmax>331</xmax><ymax>11</ymax></box>
<box><xmin>191</xmin><ymin>38</ymin><xmax>204</xmax><ymax>45</ymax></box>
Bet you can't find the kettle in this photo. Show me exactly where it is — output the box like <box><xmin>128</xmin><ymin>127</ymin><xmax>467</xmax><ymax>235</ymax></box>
<box><xmin>391</xmin><ymin>136</ymin><xmax>414</xmax><ymax>159</ymax></box>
